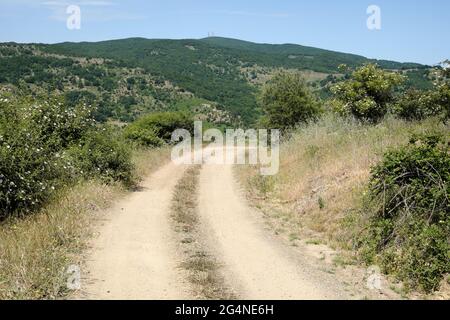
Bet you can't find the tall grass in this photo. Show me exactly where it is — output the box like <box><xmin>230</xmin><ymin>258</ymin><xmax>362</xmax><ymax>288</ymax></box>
<box><xmin>238</xmin><ymin>114</ymin><xmax>447</xmax><ymax>245</ymax></box>
<box><xmin>0</xmin><ymin>181</ymin><xmax>124</xmax><ymax>299</ymax></box>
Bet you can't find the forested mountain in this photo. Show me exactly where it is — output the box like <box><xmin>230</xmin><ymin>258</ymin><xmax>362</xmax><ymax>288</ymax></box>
<box><xmin>0</xmin><ymin>37</ymin><xmax>434</xmax><ymax>124</ymax></box>
<box><xmin>201</xmin><ymin>37</ymin><xmax>424</xmax><ymax>70</ymax></box>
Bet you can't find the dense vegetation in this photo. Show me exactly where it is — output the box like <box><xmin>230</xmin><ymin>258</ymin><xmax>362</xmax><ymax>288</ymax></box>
<box><xmin>393</xmin><ymin>89</ymin><xmax>446</xmax><ymax>120</ymax></box>
<box><xmin>359</xmin><ymin>134</ymin><xmax>449</xmax><ymax>292</ymax></box>
<box><xmin>21</xmin><ymin>37</ymin><xmax>433</xmax><ymax>125</ymax></box>
<box><xmin>0</xmin><ymin>44</ymin><xmax>204</xmax><ymax>123</ymax></box>
<box><xmin>258</xmin><ymin>71</ymin><xmax>321</xmax><ymax>130</ymax></box>
<box><xmin>0</xmin><ymin>93</ymin><xmax>134</xmax><ymax>218</ymax></box>
<box><xmin>40</xmin><ymin>39</ymin><xmax>260</xmax><ymax>124</ymax></box>
<box><xmin>330</xmin><ymin>64</ymin><xmax>404</xmax><ymax>122</ymax></box>
<box><xmin>0</xmin><ymin>36</ymin><xmax>448</xmax><ymax>296</ymax></box>
<box><xmin>124</xmin><ymin>111</ymin><xmax>194</xmax><ymax>147</ymax></box>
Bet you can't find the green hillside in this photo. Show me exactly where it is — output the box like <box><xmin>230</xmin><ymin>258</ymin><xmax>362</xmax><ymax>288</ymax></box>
<box><xmin>1</xmin><ymin>37</ymin><xmax>434</xmax><ymax>124</ymax></box>
<box><xmin>0</xmin><ymin>43</ymin><xmax>231</xmax><ymax>124</ymax></box>
<box><xmin>201</xmin><ymin>37</ymin><xmax>424</xmax><ymax>70</ymax></box>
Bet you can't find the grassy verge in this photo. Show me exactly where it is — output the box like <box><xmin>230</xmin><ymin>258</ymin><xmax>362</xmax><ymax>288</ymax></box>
<box><xmin>0</xmin><ymin>147</ymin><xmax>170</xmax><ymax>299</ymax></box>
<box><xmin>131</xmin><ymin>146</ymin><xmax>172</xmax><ymax>180</ymax></box>
<box><xmin>171</xmin><ymin>166</ymin><xmax>235</xmax><ymax>299</ymax></box>
<box><xmin>236</xmin><ymin>114</ymin><xmax>449</xmax><ymax>297</ymax></box>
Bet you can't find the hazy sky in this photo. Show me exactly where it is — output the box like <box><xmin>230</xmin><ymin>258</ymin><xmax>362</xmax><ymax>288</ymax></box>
<box><xmin>0</xmin><ymin>0</ymin><xmax>448</xmax><ymax>65</ymax></box>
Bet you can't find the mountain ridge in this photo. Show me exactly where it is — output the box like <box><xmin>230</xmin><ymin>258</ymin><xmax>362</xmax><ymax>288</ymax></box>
<box><xmin>15</xmin><ymin>36</ymin><xmax>428</xmax><ymax>67</ymax></box>
<box><xmin>0</xmin><ymin>37</ymin><xmax>434</xmax><ymax>124</ymax></box>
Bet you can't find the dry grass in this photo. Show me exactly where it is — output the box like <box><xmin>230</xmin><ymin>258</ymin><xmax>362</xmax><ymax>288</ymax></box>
<box><xmin>171</xmin><ymin>166</ymin><xmax>235</xmax><ymax>299</ymax></box>
<box><xmin>131</xmin><ymin>146</ymin><xmax>171</xmax><ymax>180</ymax></box>
<box><xmin>0</xmin><ymin>181</ymin><xmax>124</xmax><ymax>299</ymax></box>
<box><xmin>236</xmin><ymin>114</ymin><xmax>449</xmax><ymax>298</ymax></box>
<box><xmin>0</xmin><ymin>147</ymin><xmax>170</xmax><ymax>300</ymax></box>
<box><xmin>237</xmin><ymin>114</ymin><xmax>447</xmax><ymax>246</ymax></box>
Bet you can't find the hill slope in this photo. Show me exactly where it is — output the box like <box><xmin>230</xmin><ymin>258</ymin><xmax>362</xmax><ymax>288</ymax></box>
<box><xmin>201</xmin><ymin>37</ymin><xmax>424</xmax><ymax>70</ymax></box>
<box><xmin>2</xmin><ymin>37</ymin><xmax>433</xmax><ymax>124</ymax></box>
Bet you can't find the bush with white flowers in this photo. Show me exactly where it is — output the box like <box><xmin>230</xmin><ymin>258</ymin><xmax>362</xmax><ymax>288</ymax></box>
<box><xmin>0</xmin><ymin>94</ymin><xmax>133</xmax><ymax>218</ymax></box>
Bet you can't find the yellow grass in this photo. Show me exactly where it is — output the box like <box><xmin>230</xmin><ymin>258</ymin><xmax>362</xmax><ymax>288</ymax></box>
<box><xmin>131</xmin><ymin>146</ymin><xmax>171</xmax><ymax>179</ymax></box>
<box><xmin>237</xmin><ymin>115</ymin><xmax>448</xmax><ymax>245</ymax></box>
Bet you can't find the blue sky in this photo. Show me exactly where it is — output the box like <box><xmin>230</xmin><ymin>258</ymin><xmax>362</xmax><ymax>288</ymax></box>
<box><xmin>0</xmin><ymin>0</ymin><xmax>448</xmax><ymax>65</ymax></box>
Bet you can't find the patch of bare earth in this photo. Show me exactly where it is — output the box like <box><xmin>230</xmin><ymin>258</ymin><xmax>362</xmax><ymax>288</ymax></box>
<box><xmin>75</xmin><ymin>162</ymin><xmax>190</xmax><ymax>300</ymax></box>
<box><xmin>199</xmin><ymin>162</ymin><xmax>353</xmax><ymax>299</ymax></box>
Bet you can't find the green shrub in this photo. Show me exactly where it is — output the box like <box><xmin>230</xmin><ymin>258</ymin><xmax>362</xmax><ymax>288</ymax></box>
<box><xmin>123</xmin><ymin>125</ymin><xmax>164</xmax><ymax>147</ymax></box>
<box><xmin>358</xmin><ymin>134</ymin><xmax>449</xmax><ymax>292</ymax></box>
<box><xmin>0</xmin><ymin>95</ymin><xmax>135</xmax><ymax>218</ymax></box>
<box><xmin>124</xmin><ymin>111</ymin><xmax>193</xmax><ymax>146</ymax></box>
<box><xmin>435</xmin><ymin>83</ymin><xmax>450</xmax><ymax>121</ymax></box>
<box><xmin>258</xmin><ymin>71</ymin><xmax>322</xmax><ymax>131</ymax></box>
<box><xmin>0</xmin><ymin>97</ymin><xmax>91</xmax><ymax>216</ymax></box>
<box><xmin>331</xmin><ymin>64</ymin><xmax>404</xmax><ymax>122</ymax></box>
<box><xmin>393</xmin><ymin>89</ymin><xmax>444</xmax><ymax>120</ymax></box>
<box><xmin>68</xmin><ymin>127</ymin><xmax>135</xmax><ymax>187</ymax></box>
<box><xmin>0</xmin><ymin>133</ymin><xmax>70</xmax><ymax>217</ymax></box>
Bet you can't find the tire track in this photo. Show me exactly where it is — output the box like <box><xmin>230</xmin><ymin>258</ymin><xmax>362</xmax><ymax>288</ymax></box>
<box><xmin>78</xmin><ymin>162</ymin><xmax>190</xmax><ymax>300</ymax></box>
<box><xmin>198</xmin><ymin>163</ymin><xmax>350</xmax><ymax>300</ymax></box>
<box><xmin>170</xmin><ymin>165</ymin><xmax>236</xmax><ymax>299</ymax></box>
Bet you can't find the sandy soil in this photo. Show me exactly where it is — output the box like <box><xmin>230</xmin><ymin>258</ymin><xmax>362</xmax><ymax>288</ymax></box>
<box><xmin>77</xmin><ymin>149</ymin><xmax>383</xmax><ymax>300</ymax></box>
<box><xmin>77</xmin><ymin>162</ymin><xmax>190</xmax><ymax>300</ymax></box>
<box><xmin>198</xmin><ymin>163</ymin><xmax>350</xmax><ymax>300</ymax></box>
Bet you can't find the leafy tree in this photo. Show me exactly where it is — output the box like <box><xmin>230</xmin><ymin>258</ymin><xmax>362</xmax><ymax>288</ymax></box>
<box><xmin>436</xmin><ymin>60</ymin><xmax>450</xmax><ymax>120</ymax></box>
<box><xmin>331</xmin><ymin>64</ymin><xmax>404</xmax><ymax>122</ymax></box>
<box><xmin>118</xmin><ymin>96</ymin><xmax>137</xmax><ymax>109</ymax></box>
<box><xmin>258</xmin><ymin>71</ymin><xmax>322</xmax><ymax>131</ymax></box>
<box><xmin>393</xmin><ymin>89</ymin><xmax>443</xmax><ymax>120</ymax></box>
<box><xmin>394</xmin><ymin>60</ymin><xmax>450</xmax><ymax>121</ymax></box>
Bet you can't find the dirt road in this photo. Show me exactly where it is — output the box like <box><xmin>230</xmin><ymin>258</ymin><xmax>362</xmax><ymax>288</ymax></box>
<box><xmin>198</xmin><ymin>163</ymin><xmax>349</xmax><ymax>299</ymax></box>
<box><xmin>79</xmin><ymin>158</ymin><xmax>351</xmax><ymax>299</ymax></box>
<box><xmin>79</xmin><ymin>162</ymin><xmax>189</xmax><ymax>300</ymax></box>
